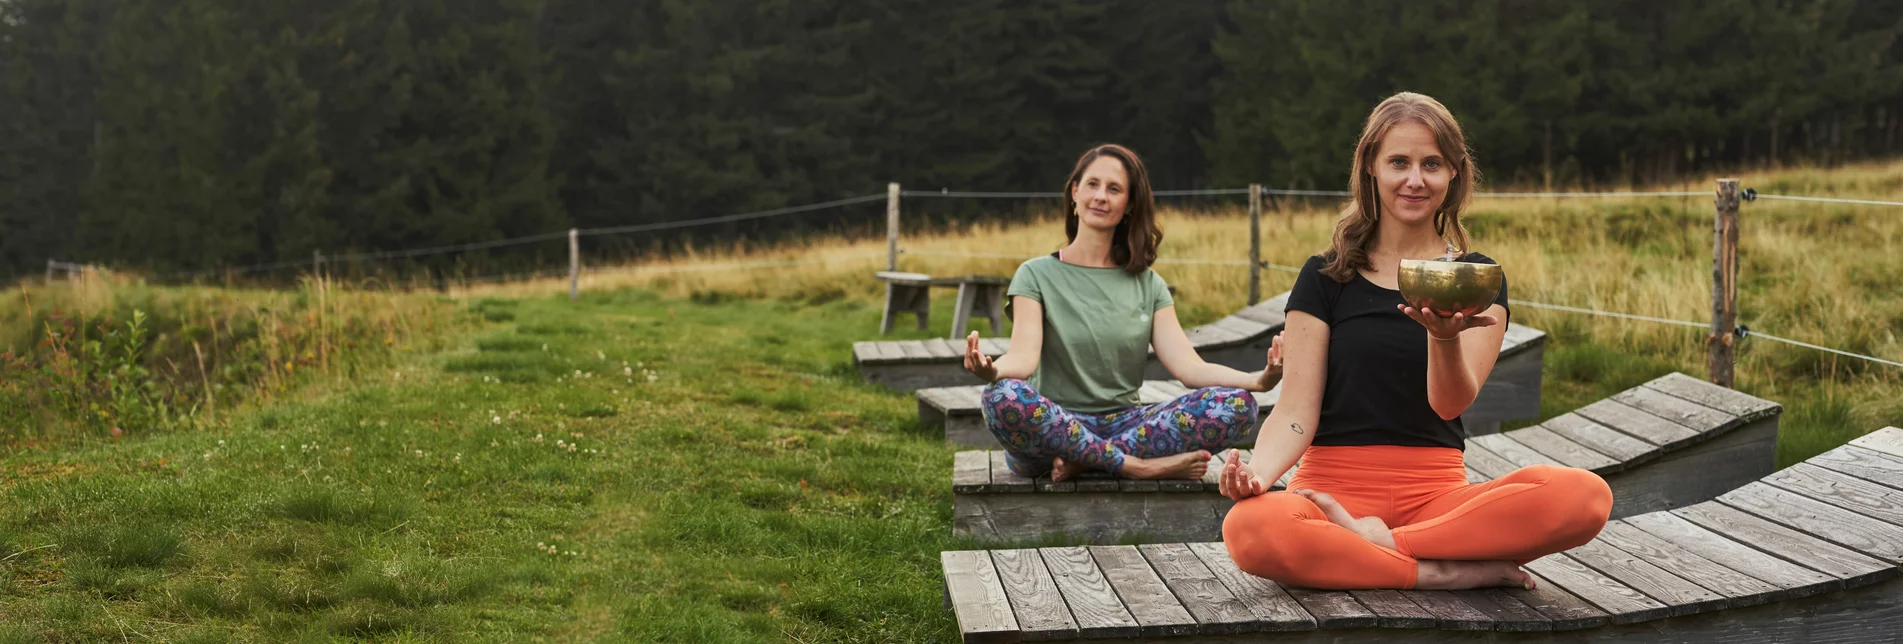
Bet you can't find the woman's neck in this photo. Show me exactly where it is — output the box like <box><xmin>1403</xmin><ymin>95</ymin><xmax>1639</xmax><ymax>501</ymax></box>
<box><xmin>1063</xmin><ymin>227</ymin><xmax>1118</xmax><ymax>267</ymax></box>
<box><xmin>1368</xmin><ymin>218</ymin><xmax>1448</xmax><ymax>271</ymax></box>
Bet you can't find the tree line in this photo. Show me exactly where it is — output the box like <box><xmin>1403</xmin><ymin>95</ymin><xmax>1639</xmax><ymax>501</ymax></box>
<box><xmin>3</xmin><ymin>0</ymin><xmax>1898</xmax><ymax>280</ymax></box>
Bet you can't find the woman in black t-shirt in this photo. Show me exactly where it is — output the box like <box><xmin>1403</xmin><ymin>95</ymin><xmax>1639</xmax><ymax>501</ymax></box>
<box><xmin>1217</xmin><ymin>93</ymin><xmax>1612</xmax><ymax>591</ymax></box>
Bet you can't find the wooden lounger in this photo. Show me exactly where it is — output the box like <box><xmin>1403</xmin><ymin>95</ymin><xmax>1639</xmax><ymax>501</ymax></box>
<box><xmin>942</xmin><ymin>425</ymin><xmax>1903</xmax><ymax>643</ymax></box>
<box><xmin>952</xmin><ymin>373</ymin><xmax>1780</xmax><ymax>544</ymax></box>
<box><xmin>920</xmin><ymin>322</ymin><xmax>1545</xmax><ymax>445</ymax></box>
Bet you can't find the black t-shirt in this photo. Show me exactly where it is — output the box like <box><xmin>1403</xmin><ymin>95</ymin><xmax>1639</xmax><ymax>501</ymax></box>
<box><xmin>1285</xmin><ymin>253</ymin><xmax>1510</xmax><ymax>450</ymax></box>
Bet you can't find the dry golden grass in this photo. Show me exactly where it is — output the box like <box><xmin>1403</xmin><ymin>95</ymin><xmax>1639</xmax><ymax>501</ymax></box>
<box><xmin>464</xmin><ymin>159</ymin><xmax>1903</xmax><ymax>464</ymax></box>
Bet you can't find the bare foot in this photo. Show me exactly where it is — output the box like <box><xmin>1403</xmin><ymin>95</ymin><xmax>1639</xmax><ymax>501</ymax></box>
<box><xmin>1050</xmin><ymin>457</ymin><xmax>1088</xmax><ymax>482</ymax></box>
<box><xmin>1415</xmin><ymin>560</ymin><xmax>1535</xmax><ymax>590</ymax></box>
<box><xmin>1121</xmin><ymin>451</ymin><xmax>1211</xmax><ymax>480</ymax></box>
<box><xmin>1293</xmin><ymin>489</ymin><xmax>1397</xmax><ymax>550</ymax></box>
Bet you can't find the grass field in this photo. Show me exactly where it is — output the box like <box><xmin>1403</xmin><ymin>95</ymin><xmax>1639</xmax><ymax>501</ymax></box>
<box><xmin>0</xmin><ymin>161</ymin><xmax>1900</xmax><ymax>641</ymax></box>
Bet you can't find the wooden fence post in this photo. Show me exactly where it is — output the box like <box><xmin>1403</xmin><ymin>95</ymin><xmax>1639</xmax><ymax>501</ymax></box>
<box><xmin>313</xmin><ymin>250</ymin><xmax>324</xmax><ymax>281</ymax></box>
<box><xmin>886</xmin><ymin>182</ymin><xmax>901</xmax><ymax>272</ymax></box>
<box><xmin>1248</xmin><ymin>183</ymin><xmax>1262</xmax><ymax>305</ymax></box>
<box><xmin>46</xmin><ymin>258</ymin><xmax>55</xmax><ymax>284</ymax></box>
<box><xmin>568</xmin><ymin>228</ymin><xmax>580</xmax><ymax>301</ymax></box>
<box><xmin>1710</xmin><ymin>179</ymin><xmax>1741</xmax><ymax>388</ymax></box>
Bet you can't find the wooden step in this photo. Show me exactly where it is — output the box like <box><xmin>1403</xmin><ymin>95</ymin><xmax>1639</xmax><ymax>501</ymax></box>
<box><xmin>952</xmin><ymin>372</ymin><xmax>1780</xmax><ymax>543</ymax></box>
<box><xmin>941</xmin><ymin>426</ymin><xmax>1903</xmax><ymax>643</ymax></box>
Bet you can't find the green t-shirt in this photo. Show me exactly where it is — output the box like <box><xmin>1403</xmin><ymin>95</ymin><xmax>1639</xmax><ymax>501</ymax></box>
<box><xmin>1007</xmin><ymin>255</ymin><xmax>1174</xmax><ymax>413</ymax></box>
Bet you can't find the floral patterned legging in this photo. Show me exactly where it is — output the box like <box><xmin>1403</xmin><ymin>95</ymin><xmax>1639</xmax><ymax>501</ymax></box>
<box><xmin>981</xmin><ymin>378</ymin><xmax>1259</xmax><ymax>477</ymax></box>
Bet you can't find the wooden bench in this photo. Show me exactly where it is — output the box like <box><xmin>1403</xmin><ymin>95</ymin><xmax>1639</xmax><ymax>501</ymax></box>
<box><xmin>952</xmin><ymin>373</ymin><xmax>1780</xmax><ymax>544</ymax></box>
<box><xmin>942</xmin><ymin>425</ymin><xmax>1903</xmax><ymax>643</ymax></box>
<box><xmin>877</xmin><ymin>271</ymin><xmax>1011</xmax><ymax>337</ymax></box>
<box><xmin>919</xmin><ymin>322</ymin><xmax>1545</xmax><ymax>446</ymax></box>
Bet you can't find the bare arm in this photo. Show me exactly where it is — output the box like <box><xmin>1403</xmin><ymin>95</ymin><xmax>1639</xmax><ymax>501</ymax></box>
<box><xmin>1401</xmin><ymin>303</ymin><xmax>1507</xmax><ymax>420</ymax></box>
<box><xmin>1220</xmin><ymin>311</ymin><xmax>1327</xmax><ymax>499</ymax></box>
<box><xmin>965</xmin><ymin>296</ymin><xmax>1043</xmax><ymax>382</ymax></box>
<box><xmin>1150</xmin><ymin>306</ymin><xmax>1283</xmax><ymax>392</ymax></box>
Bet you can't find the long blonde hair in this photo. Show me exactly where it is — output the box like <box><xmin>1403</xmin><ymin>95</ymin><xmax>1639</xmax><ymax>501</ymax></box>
<box><xmin>1322</xmin><ymin>92</ymin><xmax>1479</xmax><ymax>283</ymax></box>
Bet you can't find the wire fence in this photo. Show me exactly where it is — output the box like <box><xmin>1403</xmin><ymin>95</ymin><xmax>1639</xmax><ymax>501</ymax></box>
<box><xmin>44</xmin><ymin>180</ymin><xmax>1903</xmax><ymax>370</ymax></box>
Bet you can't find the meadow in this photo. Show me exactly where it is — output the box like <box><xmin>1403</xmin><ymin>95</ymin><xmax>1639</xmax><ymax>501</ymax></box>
<box><xmin>0</xmin><ymin>161</ymin><xmax>1898</xmax><ymax>641</ymax></box>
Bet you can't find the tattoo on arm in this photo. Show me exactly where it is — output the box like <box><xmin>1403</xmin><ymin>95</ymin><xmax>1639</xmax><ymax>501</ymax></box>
<box><xmin>1289</xmin><ymin>422</ymin><xmax>1304</xmax><ymax>435</ymax></box>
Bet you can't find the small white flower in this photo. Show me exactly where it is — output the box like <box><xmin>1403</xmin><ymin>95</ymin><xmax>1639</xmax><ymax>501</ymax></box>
<box><xmin>623</xmin><ymin>367</ymin><xmax>632</xmax><ymax>376</ymax></box>
<box><xmin>203</xmin><ymin>452</ymin><xmax>213</xmax><ymax>460</ymax></box>
<box><xmin>492</xmin><ymin>416</ymin><xmax>502</xmax><ymax>424</ymax></box>
<box><xmin>597</xmin><ymin>351</ymin><xmax>605</xmax><ymax>360</ymax></box>
<box><xmin>217</xmin><ymin>439</ymin><xmax>225</xmax><ymax>446</ymax></box>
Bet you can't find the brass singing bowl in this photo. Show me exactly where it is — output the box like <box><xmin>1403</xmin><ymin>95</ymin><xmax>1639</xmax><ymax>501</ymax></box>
<box><xmin>1396</xmin><ymin>259</ymin><xmax>1504</xmax><ymax>318</ymax></box>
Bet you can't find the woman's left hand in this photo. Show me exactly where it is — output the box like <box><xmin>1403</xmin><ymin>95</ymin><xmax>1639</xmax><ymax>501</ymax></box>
<box><xmin>1397</xmin><ymin>304</ymin><xmax>1498</xmax><ymax>340</ymax></box>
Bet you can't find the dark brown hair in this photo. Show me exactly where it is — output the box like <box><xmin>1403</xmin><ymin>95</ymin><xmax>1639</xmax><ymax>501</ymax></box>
<box><xmin>1064</xmin><ymin>143</ymin><xmax>1162</xmax><ymax>275</ymax></box>
<box><xmin>1322</xmin><ymin>92</ymin><xmax>1478</xmax><ymax>282</ymax></box>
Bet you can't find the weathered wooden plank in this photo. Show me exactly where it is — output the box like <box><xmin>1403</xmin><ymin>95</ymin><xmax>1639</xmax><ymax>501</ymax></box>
<box><xmin>1506</xmin><ymin>425</ymin><xmax>1620</xmax><ymax>471</ymax></box>
<box><xmin>1399</xmin><ymin>591</ymin><xmax>1495</xmax><ymax>630</ymax></box>
<box><xmin>1765</xmin><ymin>462</ymin><xmax>1903</xmax><ymax>526</ymax></box>
<box><xmin>1501</xmin><ymin>570</ymin><xmax>1612</xmax><ymax>630</ymax></box>
<box><xmin>1594</xmin><ymin>520</ymin><xmax>1779</xmax><ymax>606</ymax></box>
<box><xmin>1089</xmin><ymin>545</ymin><xmax>1198</xmax><ymax>637</ymax></box>
<box><xmin>1034</xmin><ymin>476</ymin><xmax>1073</xmax><ymax>494</ymax></box>
<box><xmin>1348</xmin><ymin>589</ymin><xmax>1436</xmax><ymax>629</ymax></box>
<box><xmin>897</xmin><ymin>340</ymin><xmax>933</xmax><ymax>359</ymax></box>
<box><xmin>1449</xmin><ymin>589</ymin><xmax>1552</xmax><ymax>632</ymax></box>
<box><xmin>1211</xmin><ymin>316</ymin><xmax>1272</xmax><ymax>342</ymax></box>
<box><xmin>1849</xmin><ymin>426</ymin><xmax>1903</xmax><ymax>460</ymax></box>
<box><xmin>1523</xmin><ymin>553</ymin><xmax>1671</xmax><ymax>623</ymax></box>
<box><xmin>1642</xmin><ymin>372</ymin><xmax>1779</xmax><ymax>417</ymax></box>
<box><xmin>1117</xmin><ymin>479</ymin><xmax>1160</xmax><ymax>493</ymax></box>
<box><xmin>923</xmin><ymin>338</ymin><xmax>962</xmax><ymax>359</ymax></box>
<box><xmin>1812</xmin><ymin>444</ymin><xmax>1903</xmax><ymax>491</ymax></box>
<box><xmin>1610</xmin><ymin>387</ymin><xmax>1733</xmax><ymax>435</ymax></box>
<box><xmin>954</xmin><ymin>451</ymin><xmax>991</xmax><ymax>494</ymax></box>
<box><xmin>1231</xmin><ymin>303</ymin><xmax>1286</xmax><ymax>326</ymax></box>
<box><xmin>1460</xmin><ymin>441</ymin><xmax>1519</xmax><ymax>480</ymax></box>
<box><xmin>1575</xmin><ymin>399</ymin><xmax>1698</xmax><ymax>448</ymax></box>
<box><xmin>1563</xmin><ymin>538</ymin><xmax>1726</xmax><ymax>614</ymax></box>
<box><xmin>1072</xmin><ymin>473</ymin><xmax>1119</xmax><ymax>493</ymax></box>
<box><xmin>977</xmin><ymin>337</ymin><xmax>1008</xmax><ymax>357</ymax></box>
<box><xmin>989</xmin><ymin>549</ymin><xmax>1079</xmax><ymax>640</ymax></box>
<box><xmin>941</xmin><ymin>550</ymin><xmax>1021</xmax><ymax>643</ymax></box>
<box><xmin>988</xmin><ymin>451</ymin><xmax>1034</xmax><ymax>493</ymax></box>
<box><xmin>1673</xmin><ymin>501</ymin><xmax>1896</xmax><ymax>586</ymax></box>
<box><xmin>1282</xmin><ymin>589</ymin><xmax>1377</xmax><ymax>629</ymax></box>
<box><xmin>1139</xmin><ymin>543</ymin><xmax>1260</xmax><ymax>635</ymax></box>
<box><xmin>851</xmin><ymin>341</ymin><xmax>879</xmax><ymax>363</ymax></box>
<box><xmin>1471</xmin><ymin>432</ymin><xmax>1564</xmax><ymax>469</ymax></box>
<box><xmin>1038</xmin><ymin>547</ymin><xmax>1139</xmax><ymax>638</ymax></box>
<box><xmin>1465</xmin><ymin>467</ymin><xmax>1487</xmax><ymax>484</ymax></box>
<box><xmin>1185</xmin><ymin>542</ymin><xmax>1316</xmax><ymax>631</ymax></box>
<box><xmin>1622</xmin><ymin>511</ymin><xmax>1838</xmax><ymax>598</ymax></box>
<box><xmin>1717</xmin><ymin>481</ymin><xmax>1903</xmax><ymax>563</ymax></box>
<box><xmin>1541</xmin><ymin>413</ymin><xmax>1659</xmax><ymax>464</ymax></box>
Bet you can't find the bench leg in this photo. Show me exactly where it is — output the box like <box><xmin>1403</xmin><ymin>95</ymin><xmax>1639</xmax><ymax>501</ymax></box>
<box><xmin>881</xmin><ymin>283</ymin><xmax>902</xmax><ymax>334</ymax></box>
<box><xmin>951</xmin><ymin>283</ymin><xmax>977</xmax><ymax>338</ymax></box>
<box><xmin>909</xmin><ymin>286</ymin><xmax>931</xmax><ymax>331</ymax></box>
<box><xmin>982</xmin><ymin>285</ymin><xmax>1005</xmax><ymax>333</ymax></box>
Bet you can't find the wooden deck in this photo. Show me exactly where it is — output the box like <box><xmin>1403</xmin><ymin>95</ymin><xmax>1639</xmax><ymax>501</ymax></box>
<box><xmin>942</xmin><ymin>426</ymin><xmax>1903</xmax><ymax>643</ymax></box>
<box><xmin>856</xmin><ymin>293</ymin><xmax>1293</xmax><ymax>393</ymax></box>
<box><xmin>953</xmin><ymin>373</ymin><xmax>1780</xmax><ymax>543</ymax></box>
<box><xmin>919</xmin><ymin>323</ymin><xmax>1545</xmax><ymax>446</ymax></box>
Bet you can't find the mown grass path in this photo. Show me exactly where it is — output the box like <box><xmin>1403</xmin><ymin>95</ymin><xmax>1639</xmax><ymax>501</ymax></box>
<box><xmin>1</xmin><ymin>291</ymin><xmax>971</xmax><ymax>642</ymax></box>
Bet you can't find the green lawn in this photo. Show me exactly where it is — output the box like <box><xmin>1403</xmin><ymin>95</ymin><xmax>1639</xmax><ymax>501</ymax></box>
<box><xmin>0</xmin><ymin>291</ymin><xmax>995</xmax><ymax>642</ymax></box>
<box><xmin>0</xmin><ymin>284</ymin><xmax>1893</xmax><ymax>642</ymax></box>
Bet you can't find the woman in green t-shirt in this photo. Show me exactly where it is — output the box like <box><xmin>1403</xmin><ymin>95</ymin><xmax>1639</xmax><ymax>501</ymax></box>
<box><xmin>962</xmin><ymin>143</ymin><xmax>1285</xmax><ymax>482</ymax></box>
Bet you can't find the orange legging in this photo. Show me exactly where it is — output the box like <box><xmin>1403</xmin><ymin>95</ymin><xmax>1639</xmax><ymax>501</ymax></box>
<box><xmin>1222</xmin><ymin>445</ymin><xmax>1613</xmax><ymax>590</ymax></box>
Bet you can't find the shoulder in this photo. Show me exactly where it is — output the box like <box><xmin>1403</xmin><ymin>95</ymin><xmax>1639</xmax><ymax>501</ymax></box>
<box><xmin>1301</xmin><ymin>254</ymin><xmax>1330</xmax><ymax>272</ymax></box>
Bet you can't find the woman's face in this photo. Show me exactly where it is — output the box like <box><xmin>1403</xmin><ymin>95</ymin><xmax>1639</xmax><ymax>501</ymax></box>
<box><xmin>1370</xmin><ymin>121</ymin><xmax>1455</xmax><ymax>227</ymax></box>
<box><xmin>1072</xmin><ymin>156</ymin><xmax>1130</xmax><ymax>232</ymax></box>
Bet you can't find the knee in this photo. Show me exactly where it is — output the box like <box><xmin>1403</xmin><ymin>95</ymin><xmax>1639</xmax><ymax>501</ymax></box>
<box><xmin>1523</xmin><ymin>465</ymin><xmax>1613</xmax><ymax>544</ymax></box>
<box><xmin>981</xmin><ymin>378</ymin><xmax>1034</xmax><ymax>417</ymax></box>
<box><xmin>1209</xmin><ymin>387</ymin><xmax>1259</xmax><ymax>438</ymax></box>
<box><xmin>1222</xmin><ymin>493</ymin><xmax>1311</xmax><ymax>582</ymax></box>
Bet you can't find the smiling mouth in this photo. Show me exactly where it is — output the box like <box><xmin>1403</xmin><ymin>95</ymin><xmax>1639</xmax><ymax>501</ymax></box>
<box><xmin>1398</xmin><ymin>195</ymin><xmax>1430</xmax><ymax>202</ymax></box>
<box><xmin>1088</xmin><ymin>207</ymin><xmax>1111</xmax><ymax>216</ymax></box>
